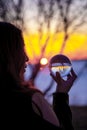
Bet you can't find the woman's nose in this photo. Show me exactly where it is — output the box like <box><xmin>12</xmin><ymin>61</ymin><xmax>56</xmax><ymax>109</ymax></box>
<box><xmin>25</xmin><ymin>55</ymin><xmax>29</xmax><ymax>62</ymax></box>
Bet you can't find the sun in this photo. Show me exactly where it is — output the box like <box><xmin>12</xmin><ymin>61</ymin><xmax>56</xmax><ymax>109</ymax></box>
<box><xmin>40</xmin><ymin>58</ymin><xmax>48</xmax><ymax>66</ymax></box>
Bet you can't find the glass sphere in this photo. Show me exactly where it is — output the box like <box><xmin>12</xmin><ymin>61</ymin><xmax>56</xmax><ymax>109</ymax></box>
<box><xmin>49</xmin><ymin>54</ymin><xmax>72</xmax><ymax>77</ymax></box>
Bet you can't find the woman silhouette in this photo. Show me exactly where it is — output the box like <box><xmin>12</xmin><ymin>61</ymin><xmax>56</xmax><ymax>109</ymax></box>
<box><xmin>0</xmin><ymin>22</ymin><xmax>77</xmax><ymax>129</ymax></box>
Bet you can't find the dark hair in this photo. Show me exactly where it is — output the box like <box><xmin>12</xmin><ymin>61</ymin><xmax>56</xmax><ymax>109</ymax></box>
<box><xmin>0</xmin><ymin>22</ymin><xmax>26</xmax><ymax>85</ymax></box>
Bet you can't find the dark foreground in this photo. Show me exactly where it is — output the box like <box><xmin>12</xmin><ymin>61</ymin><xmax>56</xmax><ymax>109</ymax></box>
<box><xmin>70</xmin><ymin>106</ymin><xmax>87</xmax><ymax>130</ymax></box>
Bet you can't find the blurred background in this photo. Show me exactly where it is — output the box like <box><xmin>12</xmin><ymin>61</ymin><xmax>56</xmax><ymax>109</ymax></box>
<box><xmin>0</xmin><ymin>0</ymin><xmax>87</xmax><ymax>129</ymax></box>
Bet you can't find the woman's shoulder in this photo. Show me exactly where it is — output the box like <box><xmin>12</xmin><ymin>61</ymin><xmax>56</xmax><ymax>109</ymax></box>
<box><xmin>21</xmin><ymin>86</ymin><xmax>43</xmax><ymax>97</ymax></box>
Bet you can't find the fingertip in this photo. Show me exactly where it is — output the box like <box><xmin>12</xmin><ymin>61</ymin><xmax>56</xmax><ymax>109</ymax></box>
<box><xmin>71</xmin><ymin>68</ymin><xmax>75</xmax><ymax>75</ymax></box>
<box><xmin>50</xmin><ymin>72</ymin><xmax>52</xmax><ymax>76</ymax></box>
<box><xmin>71</xmin><ymin>67</ymin><xmax>74</xmax><ymax>72</ymax></box>
<box><xmin>56</xmin><ymin>71</ymin><xmax>60</xmax><ymax>76</ymax></box>
<box><xmin>71</xmin><ymin>68</ymin><xmax>77</xmax><ymax>80</ymax></box>
<box><xmin>56</xmin><ymin>72</ymin><xmax>62</xmax><ymax>80</ymax></box>
<box><xmin>67</xmin><ymin>73</ymin><xmax>71</xmax><ymax>79</ymax></box>
<box><xmin>50</xmin><ymin>72</ymin><xmax>53</xmax><ymax>78</ymax></box>
<box><xmin>50</xmin><ymin>72</ymin><xmax>55</xmax><ymax>78</ymax></box>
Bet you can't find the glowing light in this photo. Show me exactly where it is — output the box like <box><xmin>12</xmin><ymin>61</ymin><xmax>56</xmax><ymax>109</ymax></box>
<box><xmin>40</xmin><ymin>58</ymin><xmax>48</xmax><ymax>66</ymax></box>
<box><xmin>23</xmin><ymin>33</ymin><xmax>87</xmax><ymax>63</ymax></box>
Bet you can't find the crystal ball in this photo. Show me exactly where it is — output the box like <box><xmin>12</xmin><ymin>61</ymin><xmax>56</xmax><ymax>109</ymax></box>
<box><xmin>49</xmin><ymin>54</ymin><xmax>72</xmax><ymax>77</ymax></box>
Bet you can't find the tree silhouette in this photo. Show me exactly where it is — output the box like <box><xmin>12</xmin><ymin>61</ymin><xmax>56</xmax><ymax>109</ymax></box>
<box><xmin>0</xmin><ymin>0</ymin><xmax>87</xmax><ymax>96</ymax></box>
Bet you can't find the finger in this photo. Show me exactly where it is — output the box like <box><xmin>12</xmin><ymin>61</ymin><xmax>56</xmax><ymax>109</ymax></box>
<box><xmin>71</xmin><ymin>68</ymin><xmax>77</xmax><ymax>80</ymax></box>
<box><xmin>67</xmin><ymin>68</ymin><xmax>74</xmax><ymax>80</ymax></box>
<box><xmin>71</xmin><ymin>68</ymin><xmax>75</xmax><ymax>75</ymax></box>
<box><xmin>67</xmin><ymin>73</ymin><xmax>72</xmax><ymax>80</ymax></box>
<box><xmin>56</xmin><ymin>72</ymin><xmax>62</xmax><ymax>83</ymax></box>
<box><xmin>50</xmin><ymin>72</ymin><xmax>57</xmax><ymax>81</ymax></box>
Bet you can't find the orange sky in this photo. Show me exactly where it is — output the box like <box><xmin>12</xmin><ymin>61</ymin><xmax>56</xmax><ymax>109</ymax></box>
<box><xmin>23</xmin><ymin>32</ymin><xmax>87</xmax><ymax>63</ymax></box>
